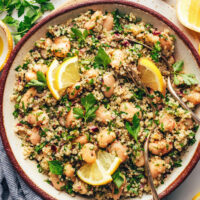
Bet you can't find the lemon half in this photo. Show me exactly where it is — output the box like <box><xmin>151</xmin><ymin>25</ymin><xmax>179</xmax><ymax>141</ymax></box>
<box><xmin>138</xmin><ymin>57</ymin><xmax>165</xmax><ymax>95</ymax></box>
<box><xmin>177</xmin><ymin>0</ymin><xmax>200</xmax><ymax>33</ymax></box>
<box><xmin>77</xmin><ymin>151</ymin><xmax>121</xmax><ymax>186</ymax></box>
<box><xmin>0</xmin><ymin>20</ymin><xmax>13</xmax><ymax>71</ymax></box>
<box><xmin>55</xmin><ymin>56</ymin><xmax>80</xmax><ymax>90</ymax></box>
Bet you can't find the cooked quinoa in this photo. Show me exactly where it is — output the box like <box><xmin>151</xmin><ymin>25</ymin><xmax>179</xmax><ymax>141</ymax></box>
<box><xmin>11</xmin><ymin>10</ymin><xmax>199</xmax><ymax>199</ymax></box>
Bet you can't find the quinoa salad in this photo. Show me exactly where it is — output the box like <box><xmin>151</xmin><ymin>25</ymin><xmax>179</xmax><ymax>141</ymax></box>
<box><xmin>11</xmin><ymin>10</ymin><xmax>200</xmax><ymax>199</ymax></box>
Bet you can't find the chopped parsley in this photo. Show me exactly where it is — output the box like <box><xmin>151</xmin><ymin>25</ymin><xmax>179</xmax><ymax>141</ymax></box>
<box><xmin>48</xmin><ymin>160</ymin><xmax>63</xmax><ymax>175</ymax></box>
<box><xmin>150</xmin><ymin>41</ymin><xmax>161</xmax><ymax>62</ymax></box>
<box><xmin>94</xmin><ymin>47</ymin><xmax>111</xmax><ymax>69</ymax></box>
<box><xmin>125</xmin><ymin>113</ymin><xmax>140</xmax><ymax>143</ymax></box>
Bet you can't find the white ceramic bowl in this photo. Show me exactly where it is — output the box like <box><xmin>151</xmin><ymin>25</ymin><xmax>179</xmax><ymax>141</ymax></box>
<box><xmin>0</xmin><ymin>1</ymin><xmax>200</xmax><ymax>199</ymax></box>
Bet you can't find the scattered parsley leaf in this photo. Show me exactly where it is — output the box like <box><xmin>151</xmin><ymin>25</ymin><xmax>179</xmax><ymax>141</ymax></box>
<box><xmin>94</xmin><ymin>47</ymin><xmax>111</xmax><ymax>69</ymax></box>
<box><xmin>112</xmin><ymin>170</ymin><xmax>125</xmax><ymax>189</ymax></box>
<box><xmin>179</xmin><ymin>74</ymin><xmax>198</xmax><ymax>86</ymax></box>
<box><xmin>125</xmin><ymin>113</ymin><xmax>140</xmax><ymax>143</ymax></box>
<box><xmin>48</xmin><ymin>160</ymin><xmax>63</xmax><ymax>175</ymax></box>
<box><xmin>71</xmin><ymin>27</ymin><xmax>88</xmax><ymax>44</ymax></box>
<box><xmin>172</xmin><ymin>60</ymin><xmax>184</xmax><ymax>73</ymax></box>
<box><xmin>150</xmin><ymin>41</ymin><xmax>161</xmax><ymax>62</ymax></box>
<box><xmin>73</xmin><ymin>107</ymin><xmax>84</xmax><ymax>119</ymax></box>
<box><xmin>81</xmin><ymin>93</ymin><xmax>98</xmax><ymax>122</ymax></box>
<box><xmin>112</xmin><ymin>9</ymin><xmax>123</xmax><ymax>32</ymax></box>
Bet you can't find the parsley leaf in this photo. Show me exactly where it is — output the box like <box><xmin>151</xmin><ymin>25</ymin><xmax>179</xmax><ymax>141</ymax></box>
<box><xmin>112</xmin><ymin>9</ymin><xmax>123</xmax><ymax>32</ymax></box>
<box><xmin>112</xmin><ymin>170</ymin><xmax>125</xmax><ymax>189</ymax></box>
<box><xmin>35</xmin><ymin>141</ymin><xmax>47</xmax><ymax>153</ymax></box>
<box><xmin>0</xmin><ymin>0</ymin><xmax>54</xmax><ymax>44</ymax></box>
<box><xmin>73</xmin><ymin>107</ymin><xmax>84</xmax><ymax>119</ymax></box>
<box><xmin>71</xmin><ymin>27</ymin><xmax>88</xmax><ymax>44</ymax></box>
<box><xmin>173</xmin><ymin>60</ymin><xmax>198</xmax><ymax>86</ymax></box>
<box><xmin>172</xmin><ymin>60</ymin><xmax>184</xmax><ymax>73</ymax></box>
<box><xmin>179</xmin><ymin>74</ymin><xmax>198</xmax><ymax>86</ymax></box>
<box><xmin>48</xmin><ymin>160</ymin><xmax>63</xmax><ymax>175</ymax></box>
<box><xmin>125</xmin><ymin>113</ymin><xmax>140</xmax><ymax>143</ymax></box>
<box><xmin>150</xmin><ymin>41</ymin><xmax>161</xmax><ymax>62</ymax></box>
<box><xmin>26</xmin><ymin>71</ymin><xmax>47</xmax><ymax>90</ymax></box>
<box><xmin>81</xmin><ymin>93</ymin><xmax>99</xmax><ymax>122</ymax></box>
<box><xmin>94</xmin><ymin>47</ymin><xmax>111</xmax><ymax>69</ymax></box>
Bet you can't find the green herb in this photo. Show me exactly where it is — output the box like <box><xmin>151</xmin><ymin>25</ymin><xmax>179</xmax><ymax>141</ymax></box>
<box><xmin>173</xmin><ymin>159</ymin><xmax>182</xmax><ymax>168</ymax></box>
<box><xmin>48</xmin><ymin>160</ymin><xmax>63</xmax><ymax>175</ymax></box>
<box><xmin>66</xmin><ymin>181</ymin><xmax>73</xmax><ymax>194</ymax></box>
<box><xmin>125</xmin><ymin>113</ymin><xmax>140</xmax><ymax>143</ymax></box>
<box><xmin>35</xmin><ymin>141</ymin><xmax>47</xmax><ymax>153</ymax></box>
<box><xmin>112</xmin><ymin>9</ymin><xmax>123</xmax><ymax>32</ymax></box>
<box><xmin>172</xmin><ymin>60</ymin><xmax>198</xmax><ymax>86</ymax></box>
<box><xmin>150</xmin><ymin>41</ymin><xmax>161</xmax><ymax>62</ymax></box>
<box><xmin>94</xmin><ymin>47</ymin><xmax>111</xmax><ymax>69</ymax></box>
<box><xmin>73</xmin><ymin>107</ymin><xmax>84</xmax><ymax>119</ymax></box>
<box><xmin>179</xmin><ymin>74</ymin><xmax>198</xmax><ymax>86</ymax></box>
<box><xmin>172</xmin><ymin>60</ymin><xmax>184</xmax><ymax>73</ymax></box>
<box><xmin>71</xmin><ymin>27</ymin><xmax>88</xmax><ymax>44</ymax></box>
<box><xmin>81</xmin><ymin>93</ymin><xmax>99</xmax><ymax>122</ymax></box>
<box><xmin>26</xmin><ymin>71</ymin><xmax>47</xmax><ymax>91</ymax></box>
<box><xmin>0</xmin><ymin>0</ymin><xmax>54</xmax><ymax>44</ymax></box>
<box><xmin>112</xmin><ymin>170</ymin><xmax>125</xmax><ymax>189</ymax></box>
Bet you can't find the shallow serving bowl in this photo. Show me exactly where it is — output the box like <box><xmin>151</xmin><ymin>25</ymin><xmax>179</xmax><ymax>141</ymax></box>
<box><xmin>0</xmin><ymin>0</ymin><xmax>200</xmax><ymax>199</ymax></box>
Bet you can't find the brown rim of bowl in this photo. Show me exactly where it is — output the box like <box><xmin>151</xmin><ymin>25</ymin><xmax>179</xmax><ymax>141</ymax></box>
<box><xmin>0</xmin><ymin>0</ymin><xmax>200</xmax><ymax>199</ymax></box>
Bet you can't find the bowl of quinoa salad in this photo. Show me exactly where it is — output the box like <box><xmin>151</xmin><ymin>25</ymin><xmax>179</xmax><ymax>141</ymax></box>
<box><xmin>0</xmin><ymin>1</ymin><xmax>200</xmax><ymax>200</ymax></box>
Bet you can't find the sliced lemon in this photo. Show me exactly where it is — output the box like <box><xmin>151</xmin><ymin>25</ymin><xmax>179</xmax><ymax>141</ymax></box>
<box><xmin>77</xmin><ymin>151</ymin><xmax>121</xmax><ymax>186</ymax></box>
<box><xmin>193</xmin><ymin>192</ymin><xmax>200</xmax><ymax>200</ymax></box>
<box><xmin>0</xmin><ymin>20</ymin><xmax>13</xmax><ymax>71</ymax></box>
<box><xmin>55</xmin><ymin>56</ymin><xmax>80</xmax><ymax>90</ymax></box>
<box><xmin>46</xmin><ymin>59</ymin><xmax>62</xmax><ymax>100</ymax></box>
<box><xmin>97</xmin><ymin>150</ymin><xmax>122</xmax><ymax>175</ymax></box>
<box><xmin>177</xmin><ymin>0</ymin><xmax>200</xmax><ymax>33</ymax></box>
<box><xmin>138</xmin><ymin>57</ymin><xmax>165</xmax><ymax>95</ymax></box>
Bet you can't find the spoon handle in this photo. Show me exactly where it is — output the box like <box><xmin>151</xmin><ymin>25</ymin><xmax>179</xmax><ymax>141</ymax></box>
<box><xmin>167</xmin><ymin>77</ymin><xmax>200</xmax><ymax>125</ymax></box>
<box><xmin>144</xmin><ymin>132</ymin><xmax>160</xmax><ymax>200</ymax></box>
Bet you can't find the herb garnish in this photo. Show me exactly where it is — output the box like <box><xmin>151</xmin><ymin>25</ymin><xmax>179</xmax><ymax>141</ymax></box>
<box><xmin>112</xmin><ymin>170</ymin><xmax>125</xmax><ymax>189</ymax></box>
<box><xmin>73</xmin><ymin>93</ymin><xmax>99</xmax><ymax>122</ymax></box>
<box><xmin>48</xmin><ymin>160</ymin><xmax>63</xmax><ymax>175</ymax></box>
<box><xmin>94</xmin><ymin>47</ymin><xmax>111</xmax><ymax>69</ymax></box>
<box><xmin>71</xmin><ymin>27</ymin><xmax>88</xmax><ymax>44</ymax></box>
<box><xmin>150</xmin><ymin>41</ymin><xmax>161</xmax><ymax>62</ymax></box>
<box><xmin>125</xmin><ymin>113</ymin><xmax>140</xmax><ymax>143</ymax></box>
<box><xmin>112</xmin><ymin>9</ymin><xmax>123</xmax><ymax>32</ymax></box>
<box><xmin>172</xmin><ymin>60</ymin><xmax>198</xmax><ymax>86</ymax></box>
<box><xmin>26</xmin><ymin>71</ymin><xmax>47</xmax><ymax>91</ymax></box>
<box><xmin>0</xmin><ymin>0</ymin><xmax>54</xmax><ymax>43</ymax></box>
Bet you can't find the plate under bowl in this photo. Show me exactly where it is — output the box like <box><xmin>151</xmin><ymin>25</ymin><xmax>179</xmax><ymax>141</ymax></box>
<box><xmin>0</xmin><ymin>1</ymin><xmax>200</xmax><ymax>200</ymax></box>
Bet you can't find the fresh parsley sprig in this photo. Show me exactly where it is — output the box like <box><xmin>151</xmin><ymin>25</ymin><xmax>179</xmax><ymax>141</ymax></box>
<box><xmin>73</xmin><ymin>93</ymin><xmax>99</xmax><ymax>122</ymax></box>
<box><xmin>173</xmin><ymin>60</ymin><xmax>198</xmax><ymax>86</ymax></box>
<box><xmin>26</xmin><ymin>71</ymin><xmax>47</xmax><ymax>91</ymax></box>
<box><xmin>71</xmin><ymin>27</ymin><xmax>89</xmax><ymax>44</ymax></box>
<box><xmin>112</xmin><ymin>169</ymin><xmax>125</xmax><ymax>190</ymax></box>
<box><xmin>150</xmin><ymin>41</ymin><xmax>161</xmax><ymax>62</ymax></box>
<box><xmin>0</xmin><ymin>0</ymin><xmax>54</xmax><ymax>44</ymax></box>
<box><xmin>125</xmin><ymin>113</ymin><xmax>140</xmax><ymax>143</ymax></box>
<box><xmin>94</xmin><ymin>46</ymin><xmax>111</xmax><ymax>69</ymax></box>
<box><xmin>112</xmin><ymin>9</ymin><xmax>123</xmax><ymax>32</ymax></box>
<box><xmin>48</xmin><ymin>160</ymin><xmax>63</xmax><ymax>175</ymax></box>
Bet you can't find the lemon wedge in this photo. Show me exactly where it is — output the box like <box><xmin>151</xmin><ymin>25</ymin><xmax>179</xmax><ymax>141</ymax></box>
<box><xmin>138</xmin><ymin>57</ymin><xmax>165</xmax><ymax>95</ymax></box>
<box><xmin>47</xmin><ymin>59</ymin><xmax>62</xmax><ymax>100</ymax></box>
<box><xmin>77</xmin><ymin>151</ymin><xmax>121</xmax><ymax>186</ymax></box>
<box><xmin>0</xmin><ymin>20</ymin><xmax>13</xmax><ymax>71</ymax></box>
<box><xmin>193</xmin><ymin>192</ymin><xmax>200</xmax><ymax>200</ymax></box>
<box><xmin>55</xmin><ymin>56</ymin><xmax>80</xmax><ymax>90</ymax></box>
<box><xmin>177</xmin><ymin>0</ymin><xmax>200</xmax><ymax>32</ymax></box>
